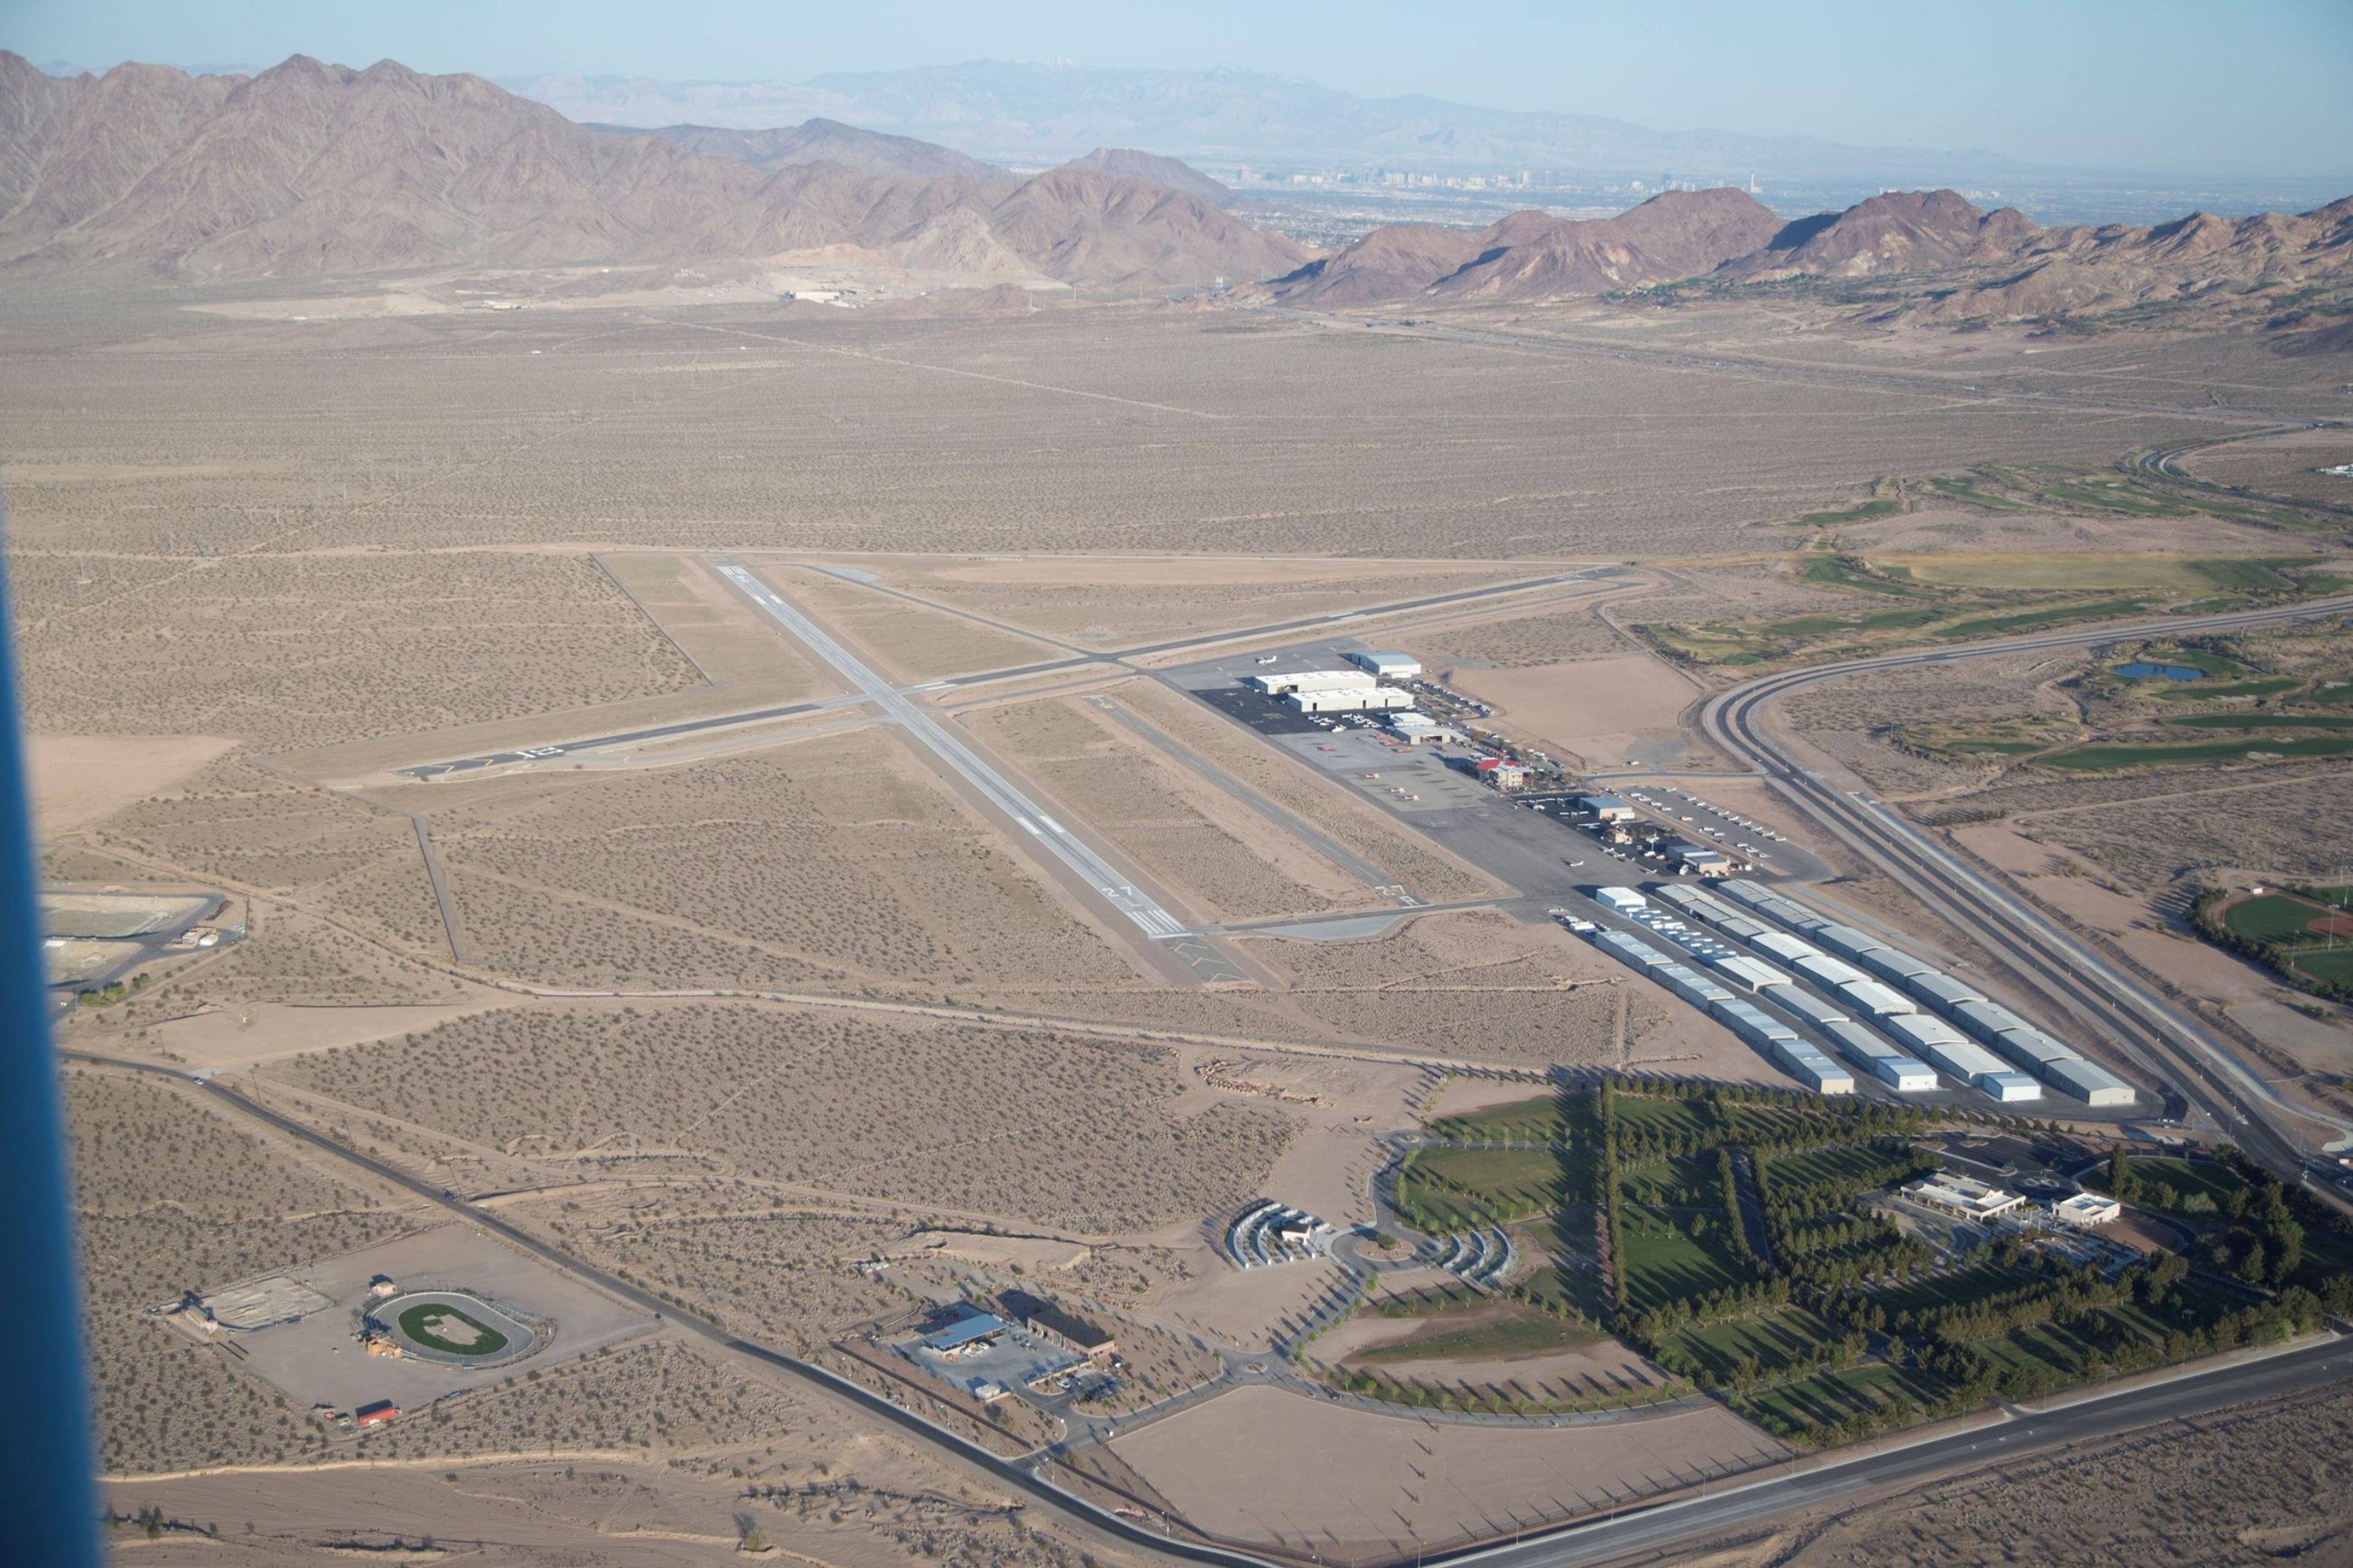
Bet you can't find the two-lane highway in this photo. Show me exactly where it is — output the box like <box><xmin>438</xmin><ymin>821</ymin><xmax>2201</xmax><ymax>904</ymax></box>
<box><xmin>1700</xmin><ymin>594</ymin><xmax>2353</xmax><ymax>1186</ymax></box>
<box><xmin>1454</xmin><ymin>1334</ymin><xmax>2350</xmax><ymax>1568</ymax></box>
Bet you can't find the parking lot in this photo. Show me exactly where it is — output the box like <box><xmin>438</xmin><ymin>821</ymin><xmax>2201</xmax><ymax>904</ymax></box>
<box><xmin>1613</xmin><ymin>784</ymin><xmax>1802</xmax><ymax>871</ymax></box>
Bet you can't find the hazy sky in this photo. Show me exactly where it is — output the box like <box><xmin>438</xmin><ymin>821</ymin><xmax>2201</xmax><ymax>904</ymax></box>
<box><xmin>12</xmin><ymin>0</ymin><xmax>2352</xmax><ymax>176</ymax></box>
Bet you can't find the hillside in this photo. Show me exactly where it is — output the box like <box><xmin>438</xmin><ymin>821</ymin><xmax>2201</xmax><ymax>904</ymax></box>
<box><xmin>1062</xmin><ymin>148</ymin><xmax>1231</xmax><ymax>206</ymax></box>
<box><xmin>0</xmin><ymin>53</ymin><xmax>1308</xmax><ymax>288</ymax></box>
<box><xmin>1263</xmin><ymin>188</ymin><xmax>1779</xmax><ymax>305</ymax></box>
<box><xmin>591</xmin><ymin>118</ymin><xmax>1001</xmax><ymax>181</ymax></box>
<box><xmin>1260</xmin><ymin>183</ymin><xmax>2353</xmax><ymax>335</ymax></box>
<box><xmin>1709</xmin><ymin>190</ymin><xmax>2353</xmax><ymax>333</ymax></box>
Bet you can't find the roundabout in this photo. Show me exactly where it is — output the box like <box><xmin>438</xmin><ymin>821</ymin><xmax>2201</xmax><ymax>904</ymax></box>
<box><xmin>373</xmin><ymin>1290</ymin><xmax>547</xmax><ymax>1367</ymax></box>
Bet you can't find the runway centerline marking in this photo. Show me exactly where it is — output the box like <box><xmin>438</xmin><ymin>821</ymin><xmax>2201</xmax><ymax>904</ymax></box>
<box><xmin>716</xmin><ymin>562</ymin><xmax>1195</xmax><ymax>944</ymax></box>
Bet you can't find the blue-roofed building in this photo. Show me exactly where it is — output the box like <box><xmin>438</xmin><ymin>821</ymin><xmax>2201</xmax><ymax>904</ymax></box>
<box><xmin>919</xmin><ymin>1306</ymin><xmax>1010</xmax><ymax>1354</ymax></box>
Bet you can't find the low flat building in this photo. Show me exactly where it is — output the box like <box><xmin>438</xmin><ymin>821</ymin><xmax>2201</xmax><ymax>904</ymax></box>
<box><xmin>1595</xmin><ymin>886</ymin><xmax>1648</xmax><ymax>914</ymax></box>
<box><xmin>1991</xmin><ymin>1024</ymin><xmax>2075</xmax><ymax>1067</ymax></box>
<box><xmin>918</xmin><ymin>1306</ymin><xmax>1011</xmax><ymax>1354</ymax></box>
<box><xmin>1770</xmin><ymin>1038</ymin><xmax>1855</xmax><ymax>1095</ymax></box>
<box><xmin>1950</xmin><ymin>998</ymin><xmax>2031</xmax><ymax>1045</ymax></box>
<box><xmin>1580</xmin><ymin>795</ymin><xmax>1638</xmax><ymax>822</ymax></box>
<box><xmin>1000</xmin><ymin>1290</ymin><xmax>1116</xmax><ymax>1362</ymax></box>
<box><xmin>1905</xmin><ymin>971</ymin><xmax>1984</xmax><ymax>1013</ymax></box>
<box><xmin>1287</xmin><ymin>684</ymin><xmax>1415</xmax><ymax>713</ymax></box>
<box><xmin>1594</xmin><ymin>929</ymin><xmax>1671</xmax><ymax>968</ymax></box>
<box><xmin>1665</xmin><ymin>842</ymin><xmax>1732</xmax><ymax>877</ymax></box>
<box><xmin>1345</xmin><ymin>650</ymin><xmax>1422</xmax><ymax>680</ymax></box>
<box><xmin>1979</xmin><ymin>1071</ymin><xmax>2044</xmax><ymax>1103</ymax></box>
<box><xmin>2048</xmin><ymin>1192</ymin><xmax>2123</xmax><ymax>1229</ymax></box>
<box><xmin>2042</xmin><ymin>1056</ymin><xmax>2136</xmax><ymax>1107</ymax></box>
<box><xmin>1657</xmin><ymin>963</ymin><xmax>1735</xmax><ymax>1007</ymax></box>
<box><xmin>1751</xmin><ymin>931</ymin><xmax>1825</xmax><ymax>965</ymax></box>
<box><xmin>1248</xmin><ymin>668</ymin><xmax>1374</xmax><ymax>696</ymax></box>
<box><xmin>354</xmin><ymin>1399</ymin><xmax>399</xmax><ymax>1428</ymax></box>
<box><xmin>1711</xmin><ymin>996</ymin><xmax>1798</xmax><ymax>1048</ymax></box>
<box><xmin>1881</xmin><ymin>1011</ymin><xmax>1967</xmax><ymax>1053</ymax></box>
<box><xmin>1710</xmin><ymin>953</ymin><xmax>1792</xmax><ymax>994</ymax></box>
<box><xmin>1809</xmin><ymin>923</ymin><xmax>1890</xmax><ymax>962</ymax></box>
<box><xmin>1855</xmin><ymin>947</ymin><xmax>1935</xmax><ymax>985</ymax></box>
<box><xmin>1473</xmin><ymin>757</ymin><xmax>1528</xmax><ymax>789</ymax></box>
<box><xmin>1904</xmin><ymin>1173</ymin><xmax>2027</xmax><ymax>1221</ymax></box>
<box><xmin>1775</xmin><ymin>987</ymin><xmax>1850</xmax><ymax>1029</ymax></box>
<box><xmin>1795</xmin><ymin>953</ymin><xmax>1871</xmax><ymax>989</ymax></box>
<box><xmin>1838</xmin><ymin>978</ymin><xmax>1918</xmax><ymax>1018</ymax></box>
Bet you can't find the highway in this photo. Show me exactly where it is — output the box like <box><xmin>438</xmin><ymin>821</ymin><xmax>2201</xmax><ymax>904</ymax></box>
<box><xmin>66</xmin><ymin>1040</ymin><xmax>2353</xmax><ymax>1568</ymax></box>
<box><xmin>1700</xmin><ymin>593</ymin><xmax>2353</xmax><ymax>1187</ymax></box>
<box><xmin>715</xmin><ymin>561</ymin><xmax>1199</xmax><ymax>945</ymax></box>
<box><xmin>1454</xmin><ymin>1334</ymin><xmax>2352</xmax><ymax>1568</ymax></box>
<box><xmin>2128</xmin><ymin>426</ymin><xmax>2353</xmax><ymax>521</ymax></box>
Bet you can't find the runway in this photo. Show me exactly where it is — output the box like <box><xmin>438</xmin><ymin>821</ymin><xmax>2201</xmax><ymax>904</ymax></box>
<box><xmin>713</xmin><ymin>562</ymin><xmax>1213</xmax><ymax>957</ymax></box>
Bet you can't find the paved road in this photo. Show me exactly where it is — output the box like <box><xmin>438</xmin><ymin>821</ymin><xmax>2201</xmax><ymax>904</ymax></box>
<box><xmin>61</xmin><ymin>1050</ymin><xmax>1273</xmax><ymax>1568</ymax></box>
<box><xmin>1700</xmin><ymin>594</ymin><xmax>2353</xmax><ymax>1189</ymax></box>
<box><xmin>1453</xmin><ymin>1334</ymin><xmax>2352</xmax><ymax>1568</ymax></box>
<box><xmin>2129</xmin><ymin>427</ymin><xmax>2353</xmax><ymax>522</ymax></box>
<box><xmin>69</xmin><ymin>1049</ymin><xmax>2353</xmax><ymax>1568</ymax></box>
<box><xmin>715</xmin><ymin>562</ymin><xmax>1203</xmax><ymax>949</ymax></box>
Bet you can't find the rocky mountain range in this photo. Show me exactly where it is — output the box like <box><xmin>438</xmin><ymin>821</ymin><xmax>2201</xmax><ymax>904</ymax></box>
<box><xmin>1063</xmin><ymin>147</ymin><xmax>1232</xmax><ymax>206</ymax></box>
<box><xmin>1260</xmin><ymin>185</ymin><xmax>2353</xmax><ymax>335</ymax></box>
<box><xmin>3</xmin><ymin>51</ymin><xmax>2343</xmax><ymax>336</ymax></box>
<box><xmin>0</xmin><ymin>53</ymin><xmax>1303</xmax><ymax>287</ymax></box>
<box><xmin>589</xmin><ymin>117</ymin><xmax>1001</xmax><ymax>181</ymax></box>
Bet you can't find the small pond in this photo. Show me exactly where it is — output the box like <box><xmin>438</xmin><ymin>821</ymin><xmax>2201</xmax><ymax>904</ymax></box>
<box><xmin>2115</xmin><ymin>661</ymin><xmax>2206</xmax><ymax>682</ymax></box>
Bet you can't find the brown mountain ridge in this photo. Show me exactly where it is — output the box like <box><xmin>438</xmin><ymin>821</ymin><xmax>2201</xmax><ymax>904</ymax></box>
<box><xmin>587</xmin><ymin>118</ymin><xmax>1003</xmax><ymax>181</ymax></box>
<box><xmin>1263</xmin><ymin>183</ymin><xmax>2353</xmax><ymax>335</ymax></box>
<box><xmin>0</xmin><ymin>52</ymin><xmax>1306</xmax><ymax>287</ymax></box>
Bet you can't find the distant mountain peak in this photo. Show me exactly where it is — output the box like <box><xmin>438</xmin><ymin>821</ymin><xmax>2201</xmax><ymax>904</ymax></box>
<box><xmin>0</xmin><ymin>52</ymin><xmax>1306</xmax><ymax>289</ymax></box>
<box><xmin>1061</xmin><ymin>148</ymin><xmax>1232</xmax><ymax>206</ymax></box>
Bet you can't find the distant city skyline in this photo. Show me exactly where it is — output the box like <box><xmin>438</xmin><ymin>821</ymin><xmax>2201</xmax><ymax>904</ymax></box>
<box><xmin>12</xmin><ymin>0</ymin><xmax>2352</xmax><ymax>179</ymax></box>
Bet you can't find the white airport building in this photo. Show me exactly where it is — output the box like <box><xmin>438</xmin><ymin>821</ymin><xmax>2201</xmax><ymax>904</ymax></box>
<box><xmin>1285</xmin><ymin>685</ymin><xmax>1415</xmax><ymax>713</ymax></box>
<box><xmin>1904</xmin><ymin>1173</ymin><xmax>2027</xmax><ymax>1221</ymax></box>
<box><xmin>1345</xmin><ymin>651</ymin><xmax>1423</xmax><ymax>680</ymax></box>
<box><xmin>1247</xmin><ymin>668</ymin><xmax>1375</xmax><ymax>697</ymax></box>
<box><xmin>2048</xmin><ymin>1192</ymin><xmax>2123</xmax><ymax>1228</ymax></box>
